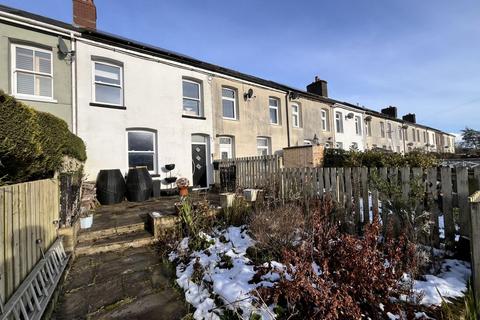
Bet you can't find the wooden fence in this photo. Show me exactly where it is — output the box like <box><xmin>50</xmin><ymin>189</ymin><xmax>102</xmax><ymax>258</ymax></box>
<box><xmin>0</xmin><ymin>179</ymin><xmax>59</xmax><ymax>302</ymax></box>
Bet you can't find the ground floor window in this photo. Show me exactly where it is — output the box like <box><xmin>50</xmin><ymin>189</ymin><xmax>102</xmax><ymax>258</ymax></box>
<box><xmin>127</xmin><ymin>130</ymin><xmax>156</xmax><ymax>173</ymax></box>
<box><xmin>219</xmin><ymin>136</ymin><xmax>234</xmax><ymax>159</ymax></box>
<box><xmin>257</xmin><ymin>137</ymin><xmax>271</xmax><ymax>156</ymax></box>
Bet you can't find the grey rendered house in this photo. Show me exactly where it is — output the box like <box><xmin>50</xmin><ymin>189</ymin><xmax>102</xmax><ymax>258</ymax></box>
<box><xmin>0</xmin><ymin>5</ymin><xmax>78</xmax><ymax>129</ymax></box>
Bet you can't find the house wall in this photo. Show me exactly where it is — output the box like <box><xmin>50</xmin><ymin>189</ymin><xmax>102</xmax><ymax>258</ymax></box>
<box><xmin>211</xmin><ymin>77</ymin><xmax>288</xmax><ymax>159</ymax></box>
<box><xmin>75</xmin><ymin>40</ymin><xmax>214</xmax><ymax>185</ymax></box>
<box><xmin>365</xmin><ymin>115</ymin><xmax>404</xmax><ymax>153</ymax></box>
<box><xmin>289</xmin><ymin>97</ymin><xmax>335</xmax><ymax>148</ymax></box>
<box><xmin>0</xmin><ymin>21</ymin><xmax>72</xmax><ymax>128</ymax></box>
<box><xmin>332</xmin><ymin>104</ymin><xmax>365</xmax><ymax>151</ymax></box>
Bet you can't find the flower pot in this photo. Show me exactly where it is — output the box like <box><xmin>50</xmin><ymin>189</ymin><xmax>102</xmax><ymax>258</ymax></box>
<box><xmin>80</xmin><ymin>214</ymin><xmax>93</xmax><ymax>229</ymax></box>
<box><xmin>179</xmin><ymin>186</ymin><xmax>189</xmax><ymax>197</ymax></box>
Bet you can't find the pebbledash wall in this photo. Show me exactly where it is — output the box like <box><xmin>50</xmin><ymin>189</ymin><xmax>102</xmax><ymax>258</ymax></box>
<box><xmin>75</xmin><ymin>38</ymin><xmax>214</xmax><ymax>186</ymax></box>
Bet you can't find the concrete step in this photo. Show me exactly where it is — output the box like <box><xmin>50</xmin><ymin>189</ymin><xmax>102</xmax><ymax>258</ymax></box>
<box><xmin>77</xmin><ymin>221</ymin><xmax>146</xmax><ymax>243</ymax></box>
<box><xmin>75</xmin><ymin>230</ymin><xmax>154</xmax><ymax>256</ymax></box>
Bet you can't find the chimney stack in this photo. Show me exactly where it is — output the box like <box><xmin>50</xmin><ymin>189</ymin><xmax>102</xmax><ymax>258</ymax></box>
<box><xmin>306</xmin><ymin>76</ymin><xmax>328</xmax><ymax>97</ymax></box>
<box><xmin>402</xmin><ymin>113</ymin><xmax>416</xmax><ymax>123</ymax></box>
<box><xmin>73</xmin><ymin>0</ymin><xmax>97</xmax><ymax>30</ymax></box>
<box><xmin>380</xmin><ymin>106</ymin><xmax>398</xmax><ymax>118</ymax></box>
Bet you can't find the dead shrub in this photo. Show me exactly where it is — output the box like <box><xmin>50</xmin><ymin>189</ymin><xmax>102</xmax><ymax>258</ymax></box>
<box><xmin>256</xmin><ymin>199</ymin><xmax>417</xmax><ymax>320</ymax></box>
<box><xmin>249</xmin><ymin>203</ymin><xmax>306</xmax><ymax>261</ymax></box>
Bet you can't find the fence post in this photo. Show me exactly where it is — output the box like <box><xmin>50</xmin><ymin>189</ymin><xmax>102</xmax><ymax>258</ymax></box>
<box><xmin>469</xmin><ymin>190</ymin><xmax>480</xmax><ymax>313</ymax></box>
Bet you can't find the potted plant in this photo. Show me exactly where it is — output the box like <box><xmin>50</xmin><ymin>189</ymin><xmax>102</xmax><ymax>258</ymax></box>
<box><xmin>176</xmin><ymin>177</ymin><xmax>190</xmax><ymax>197</ymax></box>
<box><xmin>79</xmin><ymin>208</ymin><xmax>94</xmax><ymax>229</ymax></box>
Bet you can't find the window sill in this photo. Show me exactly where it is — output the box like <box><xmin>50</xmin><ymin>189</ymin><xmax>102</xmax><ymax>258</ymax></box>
<box><xmin>90</xmin><ymin>102</ymin><xmax>126</xmax><ymax>110</ymax></box>
<box><xmin>14</xmin><ymin>94</ymin><xmax>58</xmax><ymax>104</ymax></box>
<box><xmin>182</xmin><ymin>114</ymin><xmax>206</xmax><ymax>120</ymax></box>
<box><xmin>222</xmin><ymin>117</ymin><xmax>238</xmax><ymax>121</ymax></box>
<box><xmin>270</xmin><ymin>123</ymin><xmax>282</xmax><ymax>126</ymax></box>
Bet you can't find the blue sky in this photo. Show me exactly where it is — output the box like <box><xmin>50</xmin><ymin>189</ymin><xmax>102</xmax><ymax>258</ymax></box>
<box><xmin>5</xmin><ymin>0</ymin><xmax>479</xmax><ymax>134</ymax></box>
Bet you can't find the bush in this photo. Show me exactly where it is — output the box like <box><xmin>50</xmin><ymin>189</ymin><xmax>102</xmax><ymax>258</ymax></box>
<box><xmin>323</xmin><ymin>148</ymin><xmax>439</xmax><ymax>168</ymax></box>
<box><xmin>0</xmin><ymin>91</ymin><xmax>86</xmax><ymax>184</ymax></box>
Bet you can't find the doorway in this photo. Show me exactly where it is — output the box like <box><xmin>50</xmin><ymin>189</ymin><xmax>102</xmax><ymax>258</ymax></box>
<box><xmin>191</xmin><ymin>134</ymin><xmax>209</xmax><ymax>189</ymax></box>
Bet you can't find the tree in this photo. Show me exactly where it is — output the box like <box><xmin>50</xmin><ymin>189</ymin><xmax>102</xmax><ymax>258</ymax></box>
<box><xmin>461</xmin><ymin>127</ymin><xmax>480</xmax><ymax>150</ymax></box>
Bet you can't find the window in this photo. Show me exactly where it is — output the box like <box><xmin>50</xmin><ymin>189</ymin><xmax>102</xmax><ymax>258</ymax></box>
<box><xmin>222</xmin><ymin>87</ymin><xmax>236</xmax><ymax>119</ymax></box>
<box><xmin>12</xmin><ymin>44</ymin><xmax>53</xmax><ymax>99</ymax></box>
<box><xmin>127</xmin><ymin>130</ymin><xmax>156</xmax><ymax>173</ymax></box>
<box><xmin>93</xmin><ymin>61</ymin><xmax>123</xmax><ymax>106</ymax></box>
<box><xmin>335</xmin><ymin>112</ymin><xmax>343</xmax><ymax>133</ymax></box>
<box><xmin>354</xmin><ymin>116</ymin><xmax>362</xmax><ymax>135</ymax></box>
<box><xmin>380</xmin><ymin>122</ymin><xmax>385</xmax><ymax>138</ymax></box>
<box><xmin>321</xmin><ymin>109</ymin><xmax>329</xmax><ymax>131</ymax></box>
<box><xmin>366</xmin><ymin>121</ymin><xmax>372</xmax><ymax>136</ymax></box>
<box><xmin>183</xmin><ymin>79</ymin><xmax>202</xmax><ymax>116</ymax></box>
<box><xmin>291</xmin><ymin>103</ymin><xmax>300</xmax><ymax>128</ymax></box>
<box><xmin>387</xmin><ymin>123</ymin><xmax>392</xmax><ymax>139</ymax></box>
<box><xmin>412</xmin><ymin>128</ymin><xmax>416</xmax><ymax>142</ymax></box>
<box><xmin>405</xmin><ymin>128</ymin><xmax>409</xmax><ymax>141</ymax></box>
<box><xmin>269</xmin><ymin>98</ymin><xmax>279</xmax><ymax>124</ymax></box>
<box><xmin>336</xmin><ymin>142</ymin><xmax>343</xmax><ymax>149</ymax></box>
<box><xmin>219</xmin><ymin>136</ymin><xmax>234</xmax><ymax>159</ymax></box>
<box><xmin>417</xmin><ymin>130</ymin><xmax>420</xmax><ymax>142</ymax></box>
<box><xmin>398</xmin><ymin>125</ymin><xmax>403</xmax><ymax>140</ymax></box>
<box><xmin>257</xmin><ymin>137</ymin><xmax>270</xmax><ymax>156</ymax></box>
<box><xmin>423</xmin><ymin>131</ymin><xmax>427</xmax><ymax>143</ymax></box>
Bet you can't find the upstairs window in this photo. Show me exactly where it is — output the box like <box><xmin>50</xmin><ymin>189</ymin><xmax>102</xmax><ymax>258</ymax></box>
<box><xmin>291</xmin><ymin>103</ymin><xmax>300</xmax><ymax>128</ymax></box>
<box><xmin>417</xmin><ymin>130</ymin><xmax>420</xmax><ymax>142</ymax></box>
<box><xmin>354</xmin><ymin>116</ymin><xmax>362</xmax><ymax>135</ymax></box>
<box><xmin>127</xmin><ymin>130</ymin><xmax>156</xmax><ymax>173</ymax></box>
<box><xmin>387</xmin><ymin>123</ymin><xmax>392</xmax><ymax>139</ymax></box>
<box><xmin>412</xmin><ymin>128</ymin><xmax>416</xmax><ymax>142</ymax></box>
<box><xmin>335</xmin><ymin>112</ymin><xmax>343</xmax><ymax>133</ymax></box>
<box><xmin>93</xmin><ymin>61</ymin><xmax>123</xmax><ymax>106</ymax></box>
<box><xmin>423</xmin><ymin>131</ymin><xmax>427</xmax><ymax>143</ymax></box>
<box><xmin>222</xmin><ymin>87</ymin><xmax>237</xmax><ymax>119</ymax></box>
<box><xmin>366</xmin><ymin>121</ymin><xmax>372</xmax><ymax>136</ymax></box>
<box><xmin>321</xmin><ymin>109</ymin><xmax>329</xmax><ymax>131</ymax></box>
<box><xmin>183</xmin><ymin>79</ymin><xmax>202</xmax><ymax>117</ymax></box>
<box><xmin>269</xmin><ymin>98</ymin><xmax>280</xmax><ymax>124</ymax></box>
<box><xmin>12</xmin><ymin>44</ymin><xmax>53</xmax><ymax>99</ymax></box>
<box><xmin>257</xmin><ymin>137</ymin><xmax>271</xmax><ymax>156</ymax></box>
<box><xmin>398</xmin><ymin>126</ymin><xmax>403</xmax><ymax>139</ymax></box>
<box><xmin>380</xmin><ymin>122</ymin><xmax>385</xmax><ymax>138</ymax></box>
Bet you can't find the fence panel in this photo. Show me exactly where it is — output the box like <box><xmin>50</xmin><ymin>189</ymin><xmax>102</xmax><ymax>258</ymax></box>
<box><xmin>0</xmin><ymin>179</ymin><xmax>59</xmax><ymax>302</ymax></box>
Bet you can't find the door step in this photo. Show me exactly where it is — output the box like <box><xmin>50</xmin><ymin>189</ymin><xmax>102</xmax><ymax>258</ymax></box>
<box><xmin>75</xmin><ymin>230</ymin><xmax>154</xmax><ymax>256</ymax></box>
<box><xmin>77</xmin><ymin>221</ymin><xmax>146</xmax><ymax>243</ymax></box>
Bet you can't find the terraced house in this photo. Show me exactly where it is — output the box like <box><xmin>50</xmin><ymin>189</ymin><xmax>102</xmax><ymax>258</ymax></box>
<box><xmin>0</xmin><ymin>1</ymin><xmax>455</xmax><ymax>189</ymax></box>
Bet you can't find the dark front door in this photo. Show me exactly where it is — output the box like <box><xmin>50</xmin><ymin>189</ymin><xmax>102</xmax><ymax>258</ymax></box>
<box><xmin>192</xmin><ymin>143</ymin><xmax>207</xmax><ymax>188</ymax></box>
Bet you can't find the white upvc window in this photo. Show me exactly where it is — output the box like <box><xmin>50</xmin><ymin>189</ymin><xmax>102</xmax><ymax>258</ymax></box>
<box><xmin>412</xmin><ymin>128</ymin><xmax>416</xmax><ymax>142</ymax></box>
<box><xmin>321</xmin><ymin>109</ymin><xmax>329</xmax><ymax>131</ymax></box>
<box><xmin>335</xmin><ymin>111</ymin><xmax>343</xmax><ymax>133</ymax></box>
<box><xmin>183</xmin><ymin>79</ymin><xmax>202</xmax><ymax>117</ymax></box>
<box><xmin>257</xmin><ymin>137</ymin><xmax>271</xmax><ymax>156</ymax></box>
<box><xmin>291</xmin><ymin>103</ymin><xmax>300</xmax><ymax>128</ymax></box>
<box><xmin>127</xmin><ymin>130</ymin><xmax>156</xmax><ymax>173</ymax></box>
<box><xmin>354</xmin><ymin>116</ymin><xmax>362</xmax><ymax>135</ymax></box>
<box><xmin>11</xmin><ymin>44</ymin><xmax>54</xmax><ymax>101</ymax></box>
<box><xmin>269</xmin><ymin>98</ymin><xmax>279</xmax><ymax>124</ymax></box>
<box><xmin>219</xmin><ymin>136</ymin><xmax>234</xmax><ymax>159</ymax></box>
<box><xmin>423</xmin><ymin>131</ymin><xmax>427</xmax><ymax>143</ymax></box>
<box><xmin>387</xmin><ymin>123</ymin><xmax>392</xmax><ymax>139</ymax></box>
<box><xmin>93</xmin><ymin>61</ymin><xmax>123</xmax><ymax>106</ymax></box>
<box><xmin>380</xmin><ymin>122</ymin><xmax>385</xmax><ymax>138</ymax></box>
<box><xmin>222</xmin><ymin>87</ymin><xmax>237</xmax><ymax>119</ymax></box>
<box><xmin>417</xmin><ymin>130</ymin><xmax>420</xmax><ymax>142</ymax></box>
<box><xmin>366</xmin><ymin>121</ymin><xmax>372</xmax><ymax>136</ymax></box>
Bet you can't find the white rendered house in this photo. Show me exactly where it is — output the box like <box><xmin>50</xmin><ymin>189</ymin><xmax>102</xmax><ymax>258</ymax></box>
<box><xmin>332</xmin><ymin>103</ymin><xmax>365</xmax><ymax>151</ymax></box>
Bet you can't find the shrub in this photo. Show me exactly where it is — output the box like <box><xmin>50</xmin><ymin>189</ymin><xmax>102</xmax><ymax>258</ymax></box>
<box><xmin>256</xmin><ymin>199</ymin><xmax>417</xmax><ymax>319</ymax></box>
<box><xmin>0</xmin><ymin>91</ymin><xmax>86</xmax><ymax>184</ymax></box>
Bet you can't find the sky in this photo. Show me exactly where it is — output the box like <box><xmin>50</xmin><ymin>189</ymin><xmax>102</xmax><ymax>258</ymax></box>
<box><xmin>4</xmin><ymin>0</ymin><xmax>479</xmax><ymax>134</ymax></box>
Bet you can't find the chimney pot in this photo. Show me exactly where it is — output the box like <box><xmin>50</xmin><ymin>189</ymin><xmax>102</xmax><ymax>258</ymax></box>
<box><xmin>402</xmin><ymin>113</ymin><xmax>416</xmax><ymax>123</ymax></box>
<box><xmin>306</xmin><ymin>77</ymin><xmax>328</xmax><ymax>97</ymax></box>
<box><xmin>380</xmin><ymin>106</ymin><xmax>398</xmax><ymax>118</ymax></box>
<box><xmin>73</xmin><ymin>0</ymin><xmax>97</xmax><ymax>30</ymax></box>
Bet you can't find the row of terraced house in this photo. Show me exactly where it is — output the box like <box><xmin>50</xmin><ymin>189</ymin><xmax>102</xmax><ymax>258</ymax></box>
<box><xmin>0</xmin><ymin>1</ymin><xmax>455</xmax><ymax>189</ymax></box>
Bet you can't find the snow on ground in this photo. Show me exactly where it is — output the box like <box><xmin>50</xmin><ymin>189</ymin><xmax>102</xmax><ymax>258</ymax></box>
<box><xmin>413</xmin><ymin>259</ymin><xmax>471</xmax><ymax>305</ymax></box>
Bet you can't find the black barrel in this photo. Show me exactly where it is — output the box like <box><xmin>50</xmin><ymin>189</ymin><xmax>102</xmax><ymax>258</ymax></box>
<box><xmin>96</xmin><ymin>169</ymin><xmax>126</xmax><ymax>205</ymax></box>
<box><xmin>126</xmin><ymin>167</ymin><xmax>153</xmax><ymax>202</ymax></box>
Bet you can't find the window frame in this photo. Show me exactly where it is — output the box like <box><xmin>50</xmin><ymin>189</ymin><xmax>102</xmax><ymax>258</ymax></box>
<box><xmin>126</xmin><ymin>129</ymin><xmax>157</xmax><ymax>174</ymax></box>
<box><xmin>11</xmin><ymin>43</ymin><xmax>55</xmax><ymax>102</ymax></box>
<box><xmin>387</xmin><ymin>122</ymin><xmax>392</xmax><ymax>139</ymax></box>
<box><xmin>182</xmin><ymin>78</ymin><xmax>203</xmax><ymax>117</ymax></box>
<box><xmin>219</xmin><ymin>136</ymin><xmax>234</xmax><ymax>159</ymax></box>
<box><xmin>92</xmin><ymin>60</ymin><xmax>124</xmax><ymax>107</ymax></box>
<box><xmin>354</xmin><ymin>115</ymin><xmax>362</xmax><ymax>136</ymax></box>
<box><xmin>380</xmin><ymin>122</ymin><xmax>385</xmax><ymax>138</ymax></box>
<box><xmin>221</xmin><ymin>87</ymin><xmax>237</xmax><ymax>120</ymax></box>
<box><xmin>321</xmin><ymin>109</ymin><xmax>329</xmax><ymax>131</ymax></box>
<box><xmin>412</xmin><ymin>128</ymin><xmax>416</xmax><ymax>142</ymax></box>
<box><xmin>269</xmin><ymin>97</ymin><xmax>280</xmax><ymax>125</ymax></box>
<box><xmin>335</xmin><ymin>111</ymin><xmax>344</xmax><ymax>133</ymax></box>
<box><xmin>366</xmin><ymin>121</ymin><xmax>372</xmax><ymax>136</ymax></box>
<box><xmin>291</xmin><ymin>103</ymin><xmax>300</xmax><ymax>128</ymax></box>
<box><xmin>256</xmin><ymin>137</ymin><xmax>271</xmax><ymax>156</ymax></box>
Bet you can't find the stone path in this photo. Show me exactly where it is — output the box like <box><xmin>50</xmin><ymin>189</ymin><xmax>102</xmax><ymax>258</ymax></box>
<box><xmin>53</xmin><ymin>246</ymin><xmax>187</xmax><ymax>319</ymax></box>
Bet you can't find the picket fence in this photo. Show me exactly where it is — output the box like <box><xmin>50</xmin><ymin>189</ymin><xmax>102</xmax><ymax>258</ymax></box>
<box><xmin>0</xmin><ymin>179</ymin><xmax>59</xmax><ymax>302</ymax></box>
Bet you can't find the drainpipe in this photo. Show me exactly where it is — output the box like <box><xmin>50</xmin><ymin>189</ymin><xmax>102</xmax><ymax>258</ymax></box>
<box><xmin>70</xmin><ymin>32</ymin><xmax>78</xmax><ymax>135</ymax></box>
<box><xmin>285</xmin><ymin>92</ymin><xmax>291</xmax><ymax>147</ymax></box>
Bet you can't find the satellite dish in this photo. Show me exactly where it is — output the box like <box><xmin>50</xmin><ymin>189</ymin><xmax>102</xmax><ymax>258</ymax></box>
<box><xmin>244</xmin><ymin>88</ymin><xmax>254</xmax><ymax>100</ymax></box>
<box><xmin>364</xmin><ymin>115</ymin><xmax>372</xmax><ymax>122</ymax></box>
<box><xmin>58</xmin><ymin>37</ymin><xmax>70</xmax><ymax>55</ymax></box>
<box><xmin>346</xmin><ymin>112</ymin><xmax>354</xmax><ymax>119</ymax></box>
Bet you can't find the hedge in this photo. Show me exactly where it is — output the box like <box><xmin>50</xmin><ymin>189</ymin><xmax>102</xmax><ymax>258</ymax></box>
<box><xmin>323</xmin><ymin>148</ymin><xmax>439</xmax><ymax>168</ymax></box>
<box><xmin>0</xmin><ymin>91</ymin><xmax>86</xmax><ymax>184</ymax></box>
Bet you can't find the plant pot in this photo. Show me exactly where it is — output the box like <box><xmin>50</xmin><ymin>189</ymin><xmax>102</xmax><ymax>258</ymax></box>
<box><xmin>80</xmin><ymin>214</ymin><xmax>93</xmax><ymax>229</ymax></box>
<box><xmin>165</xmin><ymin>164</ymin><xmax>175</xmax><ymax>171</ymax></box>
<box><xmin>179</xmin><ymin>186</ymin><xmax>189</xmax><ymax>197</ymax></box>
